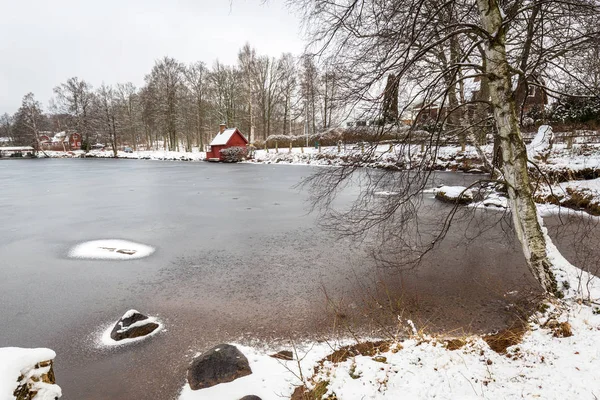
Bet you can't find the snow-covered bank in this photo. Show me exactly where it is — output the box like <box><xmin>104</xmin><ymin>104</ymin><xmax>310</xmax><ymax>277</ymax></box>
<box><xmin>35</xmin><ymin>141</ymin><xmax>600</xmax><ymax>180</ymax></box>
<box><xmin>38</xmin><ymin>149</ymin><xmax>206</xmax><ymax>161</ymax></box>
<box><xmin>535</xmin><ymin>177</ymin><xmax>600</xmax><ymax>216</ymax></box>
<box><xmin>0</xmin><ymin>347</ymin><xmax>61</xmax><ymax>400</ymax></box>
<box><xmin>307</xmin><ymin>304</ymin><xmax>600</xmax><ymax>399</ymax></box>
<box><xmin>247</xmin><ymin>144</ymin><xmax>485</xmax><ymax>171</ymax></box>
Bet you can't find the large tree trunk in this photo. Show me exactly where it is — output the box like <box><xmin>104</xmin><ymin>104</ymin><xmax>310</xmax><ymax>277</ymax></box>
<box><xmin>477</xmin><ymin>0</ymin><xmax>558</xmax><ymax>295</ymax></box>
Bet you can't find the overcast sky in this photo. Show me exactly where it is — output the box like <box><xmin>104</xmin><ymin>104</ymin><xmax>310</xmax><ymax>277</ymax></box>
<box><xmin>0</xmin><ymin>0</ymin><xmax>305</xmax><ymax>115</ymax></box>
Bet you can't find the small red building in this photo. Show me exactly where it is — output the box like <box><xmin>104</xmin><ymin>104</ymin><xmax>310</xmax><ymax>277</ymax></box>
<box><xmin>40</xmin><ymin>132</ymin><xmax>82</xmax><ymax>151</ymax></box>
<box><xmin>206</xmin><ymin>124</ymin><xmax>248</xmax><ymax>161</ymax></box>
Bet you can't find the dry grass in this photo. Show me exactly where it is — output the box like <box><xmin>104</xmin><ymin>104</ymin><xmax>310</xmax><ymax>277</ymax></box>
<box><xmin>291</xmin><ymin>381</ymin><xmax>336</xmax><ymax>400</ymax></box>
<box><xmin>482</xmin><ymin>324</ymin><xmax>528</xmax><ymax>354</ymax></box>
<box><xmin>324</xmin><ymin>341</ymin><xmax>391</xmax><ymax>364</ymax></box>
<box><xmin>553</xmin><ymin>321</ymin><xmax>573</xmax><ymax>338</ymax></box>
<box><xmin>444</xmin><ymin>338</ymin><xmax>467</xmax><ymax>351</ymax></box>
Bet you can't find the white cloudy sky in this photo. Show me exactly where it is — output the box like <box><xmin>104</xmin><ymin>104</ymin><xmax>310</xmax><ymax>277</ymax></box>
<box><xmin>0</xmin><ymin>0</ymin><xmax>305</xmax><ymax>115</ymax></box>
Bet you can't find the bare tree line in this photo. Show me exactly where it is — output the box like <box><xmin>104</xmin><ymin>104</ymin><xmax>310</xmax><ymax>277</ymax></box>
<box><xmin>2</xmin><ymin>43</ymin><xmax>343</xmax><ymax>150</ymax></box>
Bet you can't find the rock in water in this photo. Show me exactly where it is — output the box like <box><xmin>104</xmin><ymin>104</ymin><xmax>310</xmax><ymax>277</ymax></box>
<box><xmin>187</xmin><ymin>344</ymin><xmax>252</xmax><ymax>390</ymax></box>
<box><xmin>239</xmin><ymin>396</ymin><xmax>262</xmax><ymax>400</ymax></box>
<box><xmin>110</xmin><ymin>310</ymin><xmax>159</xmax><ymax>341</ymax></box>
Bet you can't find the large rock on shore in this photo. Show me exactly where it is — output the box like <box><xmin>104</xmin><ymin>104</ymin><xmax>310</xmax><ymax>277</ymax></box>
<box><xmin>0</xmin><ymin>347</ymin><xmax>62</xmax><ymax>400</ymax></box>
<box><xmin>110</xmin><ymin>310</ymin><xmax>159</xmax><ymax>341</ymax></box>
<box><xmin>187</xmin><ymin>344</ymin><xmax>252</xmax><ymax>390</ymax></box>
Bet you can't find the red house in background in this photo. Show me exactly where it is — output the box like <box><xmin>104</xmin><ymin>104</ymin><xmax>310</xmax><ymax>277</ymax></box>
<box><xmin>206</xmin><ymin>124</ymin><xmax>248</xmax><ymax>161</ymax></box>
<box><xmin>39</xmin><ymin>131</ymin><xmax>82</xmax><ymax>151</ymax></box>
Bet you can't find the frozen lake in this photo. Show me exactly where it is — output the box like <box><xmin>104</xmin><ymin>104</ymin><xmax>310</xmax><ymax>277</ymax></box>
<box><xmin>1</xmin><ymin>159</ymin><xmax>587</xmax><ymax>399</ymax></box>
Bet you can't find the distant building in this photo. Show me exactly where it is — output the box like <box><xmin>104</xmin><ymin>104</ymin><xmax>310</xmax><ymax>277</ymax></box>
<box><xmin>205</xmin><ymin>124</ymin><xmax>248</xmax><ymax>162</ymax></box>
<box><xmin>514</xmin><ymin>76</ymin><xmax>549</xmax><ymax>117</ymax></box>
<box><xmin>40</xmin><ymin>132</ymin><xmax>82</xmax><ymax>151</ymax></box>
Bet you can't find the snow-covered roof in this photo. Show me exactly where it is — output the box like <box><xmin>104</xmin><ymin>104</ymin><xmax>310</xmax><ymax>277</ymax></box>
<box><xmin>209</xmin><ymin>128</ymin><xmax>247</xmax><ymax>146</ymax></box>
<box><xmin>51</xmin><ymin>131</ymin><xmax>69</xmax><ymax>143</ymax></box>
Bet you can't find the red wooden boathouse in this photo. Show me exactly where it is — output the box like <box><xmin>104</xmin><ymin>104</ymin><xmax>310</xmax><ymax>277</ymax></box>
<box><xmin>206</xmin><ymin>124</ymin><xmax>248</xmax><ymax>161</ymax></box>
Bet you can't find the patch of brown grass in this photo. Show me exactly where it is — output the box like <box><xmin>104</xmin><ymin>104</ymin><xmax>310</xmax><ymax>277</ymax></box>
<box><xmin>563</xmin><ymin>188</ymin><xmax>600</xmax><ymax>216</ymax></box>
<box><xmin>444</xmin><ymin>338</ymin><xmax>467</xmax><ymax>351</ymax></box>
<box><xmin>324</xmin><ymin>341</ymin><xmax>391</xmax><ymax>364</ymax></box>
<box><xmin>483</xmin><ymin>325</ymin><xmax>527</xmax><ymax>354</ymax></box>
<box><xmin>291</xmin><ymin>381</ymin><xmax>336</xmax><ymax>400</ymax></box>
<box><xmin>553</xmin><ymin>322</ymin><xmax>573</xmax><ymax>338</ymax></box>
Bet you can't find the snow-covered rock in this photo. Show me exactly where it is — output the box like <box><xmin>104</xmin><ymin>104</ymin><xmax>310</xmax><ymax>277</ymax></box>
<box><xmin>187</xmin><ymin>344</ymin><xmax>252</xmax><ymax>390</ymax></box>
<box><xmin>428</xmin><ymin>185</ymin><xmax>474</xmax><ymax>204</ymax></box>
<box><xmin>0</xmin><ymin>347</ymin><xmax>61</xmax><ymax>400</ymax></box>
<box><xmin>110</xmin><ymin>310</ymin><xmax>160</xmax><ymax>342</ymax></box>
<box><xmin>527</xmin><ymin>125</ymin><xmax>554</xmax><ymax>158</ymax></box>
<box><xmin>100</xmin><ymin>311</ymin><xmax>163</xmax><ymax>347</ymax></box>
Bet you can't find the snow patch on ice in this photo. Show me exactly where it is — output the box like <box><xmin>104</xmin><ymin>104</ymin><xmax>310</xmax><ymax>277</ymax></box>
<box><xmin>374</xmin><ymin>191</ymin><xmax>400</xmax><ymax>196</ymax></box>
<box><xmin>68</xmin><ymin>239</ymin><xmax>155</xmax><ymax>260</ymax></box>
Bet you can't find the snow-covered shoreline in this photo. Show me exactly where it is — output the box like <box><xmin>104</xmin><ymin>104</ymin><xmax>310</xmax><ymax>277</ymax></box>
<box><xmin>35</xmin><ymin>142</ymin><xmax>600</xmax><ymax>178</ymax></box>
<box><xmin>37</xmin><ymin>149</ymin><xmax>207</xmax><ymax>162</ymax></box>
<box><xmin>177</xmin><ymin>220</ymin><xmax>600</xmax><ymax>399</ymax></box>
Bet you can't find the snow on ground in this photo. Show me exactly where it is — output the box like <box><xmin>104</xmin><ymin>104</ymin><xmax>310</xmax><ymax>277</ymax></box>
<box><xmin>317</xmin><ymin>306</ymin><xmax>600</xmax><ymax>399</ymax></box>
<box><xmin>68</xmin><ymin>239</ymin><xmax>155</xmax><ymax>260</ymax></box>
<box><xmin>0</xmin><ymin>347</ymin><xmax>61</xmax><ymax>400</ymax></box>
<box><xmin>97</xmin><ymin>312</ymin><xmax>164</xmax><ymax>347</ymax></box>
<box><xmin>535</xmin><ymin>177</ymin><xmax>600</xmax><ymax>215</ymax></box>
<box><xmin>538</xmin><ymin>143</ymin><xmax>600</xmax><ymax>173</ymax></box>
<box><xmin>36</xmin><ymin>141</ymin><xmax>600</xmax><ymax>178</ymax></box>
<box><xmin>39</xmin><ymin>149</ymin><xmax>206</xmax><ymax>161</ymax></box>
<box><xmin>178</xmin><ymin>343</ymin><xmax>335</xmax><ymax>400</ymax></box>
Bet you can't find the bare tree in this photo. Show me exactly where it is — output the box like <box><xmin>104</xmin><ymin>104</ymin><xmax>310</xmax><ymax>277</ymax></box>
<box><xmin>145</xmin><ymin>57</ymin><xmax>184</xmax><ymax>150</ymax></box>
<box><xmin>210</xmin><ymin>61</ymin><xmax>243</xmax><ymax>128</ymax></box>
<box><xmin>0</xmin><ymin>113</ymin><xmax>13</xmax><ymax>143</ymax></box>
<box><xmin>13</xmin><ymin>93</ymin><xmax>46</xmax><ymax>148</ymax></box>
<box><xmin>53</xmin><ymin>77</ymin><xmax>93</xmax><ymax>150</ymax></box>
<box><xmin>184</xmin><ymin>61</ymin><xmax>209</xmax><ymax>148</ymax></box>
<box><xmin>94</xmin><ymin>84</ymin><xmax>120</xmax><ymax>157</ymax></box>
<box><xmin>116</xmin><ymin>83</ymin><xmax>141</xmax><ymax>151</ymax></box>
<box><xmin>301</xmin><ymin>55</ymin><xmax>319</xmax><ymax>138</ymax></box>
<box><xmin>278</xmin><ymin>53</ymin><xmax>298</xmax><ymax>135</ymax></box>
<box><xmin>238</xmin><ymin>44</ymin><xmax>258</xmax><ymax>142</ymax></box>
<box><xmin>298</xmin><ymin>0</ymin><xmax>600</xmax><ymax>295</ymax></box>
